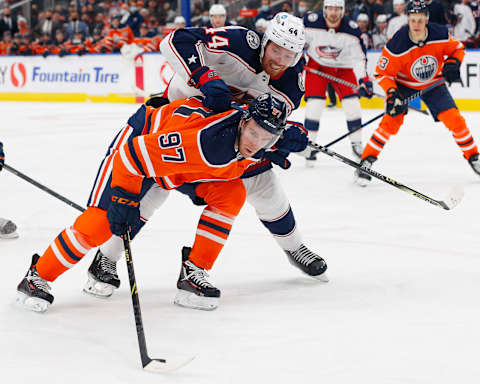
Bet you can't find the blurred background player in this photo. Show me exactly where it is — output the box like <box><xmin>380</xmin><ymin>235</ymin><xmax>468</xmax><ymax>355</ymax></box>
<box><xmin>0</xmin><ymin>142</ymin><xmax>19</xmax><ymax>239</ymax></box>
<box><xmin>387</xmin><ymin>0</ymin><xmax>408</xmax><ymax>38</ymax></box>
<box><xmin>357</xmin><ymin>13</ymin><xmax>373</xmax><ymax>49</ymax></box>
<box><xmin>303</xmin><ymin>0</ymin><xmax>373</xmax><ymax>167</ymax></box>
<box><xmin>208</xmin><ymin>4</ymin><xmax>229</xmax><ymax>28</ymax></box>
<box><xmin>355</xmin><ymin>0</ymin><xmax>480</xmax><ymax>186</ymax></box>
<box><xmin>372</xmin><ymin>14</ymin><xmax>388</xmax><ymax>49</ymax></box>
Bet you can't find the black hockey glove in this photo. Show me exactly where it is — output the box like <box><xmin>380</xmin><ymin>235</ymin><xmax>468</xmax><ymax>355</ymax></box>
<box><xmin>189</xmin><ymin>66</ymin><xmax>232</xmax><ymax>112</ymax></box>
<box><xmin>42</xmin><ymin>50</ymin><xmax>50</xmax><ymax>58</ymax></box>
<box><xmin>263</xmin><ymin>150</ymin><xmax>291</xmax><ymax>170</ymax></box>
<box><xmin>107</xmin><ymin>187</ymin><xmax>140</xmax><ymax>236</ymax></box>
<box><xmin>0</xmin><ymin>141</ymin><xmax>4</xmax><ymax>171</ymax></box>
<box><xmin>385</xmin><ymin>89</ymin><xmax>407</xmax><ymax>117</ymax></box>
<box><xmin>275</xmin><ymin>122</ymin><xmax>308</xmax><ymax>153</ymax></box>
<box><xmin>443</xmin><ymin>57</ymin><xmax>461</xmax><ymax>85</ymax></box>
<box><xmin>358</xmin><ymin>76</ymin><xmax>373</xmax><ymax>99</ymax></box>
<box><xmin>58</xmin><ymin>49</ymin><xmax>67</xmax><ymax>58</ymax></box>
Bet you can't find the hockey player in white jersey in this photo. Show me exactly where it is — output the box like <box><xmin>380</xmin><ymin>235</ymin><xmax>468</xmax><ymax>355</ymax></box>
<box><xmin>303</xmin><ymin>0</ymin><xmax>373</xmax><ymax>167</ymax></box>
<box><xmin>83</xmin><ymin>14</ymin><xmax>329</xmax><ymax>309</ymax></box>
<box><xmin>387</xmin><ymin>0</ymin><xmax>408</xmax><ymax>38</ymax></box>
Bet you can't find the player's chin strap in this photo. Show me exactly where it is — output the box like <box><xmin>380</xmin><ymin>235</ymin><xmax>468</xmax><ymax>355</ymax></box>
<box><xmin>307</xmin><ymin>140</ymin><xmax>463</xmax><ymax>211</ymax></box>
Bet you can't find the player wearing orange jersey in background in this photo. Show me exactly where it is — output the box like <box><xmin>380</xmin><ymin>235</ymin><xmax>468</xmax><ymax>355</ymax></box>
<box><xmin>15</xmin><ymin>94</ymin><xmax>305</xmax><ymax>313</ymax></box>
<box><xmin>355</xmin><ymin>0</ymin><xmax>480</xmax><ymax>186</ymax></box>
<box><xmin>102</xmin><ymin>15</ymin><xmax>134</xmax><ymax>53</ymax></box>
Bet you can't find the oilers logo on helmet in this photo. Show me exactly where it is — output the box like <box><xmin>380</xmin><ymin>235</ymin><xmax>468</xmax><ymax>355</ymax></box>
<box><xmin>411</xmin><ymin>55</ymin><xmax>438</xmax><ymax>81</ymax></box>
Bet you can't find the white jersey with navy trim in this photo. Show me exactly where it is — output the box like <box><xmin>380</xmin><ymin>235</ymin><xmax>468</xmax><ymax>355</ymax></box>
<box><xmin>159</xmin><ymin>26</ymin><xmax>305</xmax><ymax>113</ymax></box>
<box><xmin>303</xmin><ymin>12</ymin><xmax>367</xmax><ymax>77</ymax></box>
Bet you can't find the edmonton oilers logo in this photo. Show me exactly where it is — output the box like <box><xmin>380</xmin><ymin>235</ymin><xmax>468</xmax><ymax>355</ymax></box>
<box><xmin>411</xmin><ymin>55</ymin><xmax>438</xmax><ymax>81</ymax></box>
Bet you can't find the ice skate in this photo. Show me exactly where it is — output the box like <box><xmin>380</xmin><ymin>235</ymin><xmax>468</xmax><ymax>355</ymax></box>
<box><xmin>351</xmin><ymin>141</ymin><xmax>363</xmax><ymax>161</ymax></box>
<box><xmin>174</xmin><ymin>247</ymin><xmax>220</xmax><ymax>311</ymax></box>
<box><xmin>83</xmin><ymin>250</ymin><xmax>120</xmax><ymax>298</ymax></box>
<box><xmin>468</xmin><ymin>153</ymin><xmax>480</xmax><ymax>176</ymax></box>
<box><xmin>354</xmin><ymin>156</ymin><xmax>377</xmax><ymax>187</ymax></box>
<box><xmin>0</xmin><ymin>218</ymin><xmax>18</xmax><ymax>239</ymax></box>
<box><xmin>305</xmin><ymin>149</ymin><xmax>319</xmax><ymax>168</ymax></box>
<box><xmin>285</xmin><ymin>244</ymin><xmax>329</xmax><ymax>282</ymax></box>
<box><xmin>16</xmin><ymin>254</ymin><xmax>54</xmax><ymax>313</ymax></box>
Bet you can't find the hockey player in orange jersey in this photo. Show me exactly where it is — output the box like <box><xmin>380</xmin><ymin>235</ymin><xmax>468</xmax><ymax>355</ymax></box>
<box><xmin>15</xmin><ymin>94</ymin><xmax>303</xmax><ymax>312</ymax></box>
<box><xmin>355</xmin><ymin>0</ymin><xmax>480</xmax><ymax>186</ymax></box>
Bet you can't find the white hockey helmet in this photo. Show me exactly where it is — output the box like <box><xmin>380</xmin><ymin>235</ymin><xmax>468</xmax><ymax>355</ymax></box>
<box><xmin>356</xmin><ymin>13</ymin><xmax>369</xmax><ymax>22</ymax></box>
<box><xmin>209</xmin><ymin>4</ymin><xmax>226</xmax><ymax>16</ymax></box>
<box><xmin>323</xmin><ymin>0</ymin><xmax>345</xmax><ymax>16</ymax></box>
<box><xmin>260</xmin><ymin>12</ymin><xmax>306</xmax><ymax>67</ymax></box>
<box><xmin>376</xmin><ymin>14</ymin><xmax>388</xmax><ymax>24</ymax></box>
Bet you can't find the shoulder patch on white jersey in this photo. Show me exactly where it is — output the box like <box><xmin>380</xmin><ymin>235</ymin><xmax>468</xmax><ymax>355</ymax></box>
<box><xmin>307</xmin><ymin>13</ymin><xmax>318</xmax><ymax>22</ymax></box>
<box><xmin>349</xmin><ymin>20</ymin><xmax>358</xmax><ymax>29</ymax></box>
<box><xmin>298</xmin><ymin>73</ymin><xmax>305</xmax><ymax>92</ymax></box>
<box><xmin>246</xmin><ymin>30</ymin><xmax>260</xmax><ymax>50</ymax></box>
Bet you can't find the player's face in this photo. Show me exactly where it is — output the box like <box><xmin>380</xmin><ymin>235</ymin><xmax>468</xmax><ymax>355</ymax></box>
<box><xmin>239</xmin><ymin>119</ymin><xmax>278</xmax><ymax>157</ymax></box>
<box><xmin>357</xmin><ymin>20</ymin><xmax>367</xmax><ymax>31</ymax></box>
<box><xmin>408</xmin><ymin>13</ymin><xmax>428</xmax><ymax>36</ymax></box>
<box><xmin>262</xmin><ymin>42</ymin><xmax>296</xmax><ymax>77</ymax></box>
<box><xmin>210</xmin><ymin>14</ymin><xmax>226</xmax><ymax>28</ymax></box>
<box><xmin>324</xmin><ymin>6</ymin><xmax>343</xmax><ymax>26</ymax></box>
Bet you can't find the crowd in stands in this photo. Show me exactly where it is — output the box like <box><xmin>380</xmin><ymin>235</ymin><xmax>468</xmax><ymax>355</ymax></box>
<box><xmin>0</xmin><ymin>0</ymin><xmax>478</xmax><ymax>57</ymax></box>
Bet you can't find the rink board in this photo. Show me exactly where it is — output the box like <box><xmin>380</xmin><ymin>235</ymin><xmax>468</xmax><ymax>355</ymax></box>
<box><xmin>0</xmin><ymin>51</ymin><xmax>479</xmax><ymax>109</ymax></box>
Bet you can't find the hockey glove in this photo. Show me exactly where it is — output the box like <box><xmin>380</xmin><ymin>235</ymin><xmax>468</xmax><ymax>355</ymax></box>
<box><xmin>275</xmin><ymin>122</ymin><xmax>309</xmax><ymax>153</ymax></box>
<box><xmin>58</xmin><ymin>49</ymin><xmax>67</xmax><ymax>57</ymax></box>
<box><xmin>358</xmin><ymin>76</ymin><xmax>373</xmax><ymax>99</ymax></box>
<box><xmin>107</xmin><ymin>187</ymin><xmax>140</xmax><ymax>236</ymax></box>
<box><xmin>443</xmin><ymin>57</ymin><xmax>461</xmax><ymax>85</ymax></box>
<box><xmin>263</xmin><ymin>150</ymin><xmax>291</xmax><ymax>169</ymax></box>
<box><xmin>385</xmin><ymin>89</ymin><xmax>407</xmax><ymax>117</ymax></box>
<box><xmin>145</xmin><ymin>95</ymin><xmax>170</xmax><ymax>108</ymax></box>
<box><xmin>0</xmin><ymin>142</ymin><xmax>4</xmax><ymax>171</ymax></box>
<box><xmin>189</xmin><ymin>66</ymin><xmax>232</xmax><ymax>112</ymax></box>
<box><xmin>42</xmin><ymin>50</ymin><xmax>49</xmax><ymax>58</ymax></box>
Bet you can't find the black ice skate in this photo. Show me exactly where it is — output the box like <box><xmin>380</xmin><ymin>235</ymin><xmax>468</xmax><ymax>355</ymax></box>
<box><xmin>285</xmin><ymin>244</ymin><xmax>329</xmax><ymax>282</ymax></box>
<box><xmin>468</xmin><ymin>153</ymin><xmax>480</xmax><ymax>176</ymax></box>
<box><xmin>174</xmin><ymin>247</ymin><xmax>220</xmax><ymax>311</ymax></box>
<box><xmin>354</xmin><ymin>156</ymin><xmax>377</xmax><ymax>187</ymax></box>
<box><xmin>16</xmin><ymin>254</ymin><xmax>54</xmax><ymax>312</ymax></box>
<box><xmin>83</xmin><ymin>250</ymin><xmax>120</xmax><ymax>298</ymax></box>
<box><xmin>0</xmin><ymin>218</ymin><xmax>18</xmax><ymax>239</ymax></box>
<box><xmin>305</xmin><ymin>149</ymin><xmax>319</xmax><ymax>168</ymax></box>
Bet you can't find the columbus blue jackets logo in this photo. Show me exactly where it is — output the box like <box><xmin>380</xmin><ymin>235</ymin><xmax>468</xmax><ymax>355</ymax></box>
<box><xmin>307</xmin><ymin>12</ymin><xmax>318</xmax><ymax>22</ymax></box>
<box><xmin>411</xmin><ymin>55</ymin><xmax>438</xmax><ymax>82</ymax></box>
<box><xmin>246</xmin><ymin>30</ymin><xmax>260</xmax><ymax>50</ymax></box>
<box><xmin>316</xmin><ymin>46</ymin><xmax>342</xmax><ymax>59</ymax></box>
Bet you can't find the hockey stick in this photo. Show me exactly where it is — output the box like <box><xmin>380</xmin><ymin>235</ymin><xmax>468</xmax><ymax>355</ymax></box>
<box><xmin>304</xmin><ymin>66</ymin><xmax>429</xmax><ymax>115</ymax></box>
<box><xmin>3</xmin><ymin>163</ymin><xmax>85</xmax><ymax>212</ymax></box>
<box><xmin>308</xmin><ymin>141</ymin><xmax>464</xmax><ymax>210</ymax></box>
<box><xmin>4</xmin><ymin>162</ymin><xmax>192</xmax><ymax>372</ymax></box>
<box><xmin>122</xmin><ymin>231</ymin><xmax>195</xmax><ymax>373</ymax></box>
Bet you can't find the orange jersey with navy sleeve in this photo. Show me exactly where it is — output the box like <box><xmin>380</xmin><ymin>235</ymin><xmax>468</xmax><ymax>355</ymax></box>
<box><xmin>375</xmin><ymin>23</ymin><xmax>465</xmax><ymax>92</ymax></box>
<box><xmin>111</xmin><ymin>97</ymin><xmax>257</xmax><ymax>194</ymax></box>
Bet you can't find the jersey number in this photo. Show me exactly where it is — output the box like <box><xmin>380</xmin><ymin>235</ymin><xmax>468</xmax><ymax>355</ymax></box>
<box><xmin>205</xmin><ymin>28</ymin><xmax>229</xmax><ymax>49</ymax></box>
<box><xmin>158</xmin><ymin>132</ymin><xmax>186</xmax><ymax>163</ymax></box>
<box><xmin>378</xmin><ymin>56</ymin><xmax>389</xmax><ymax>70</ymax></box>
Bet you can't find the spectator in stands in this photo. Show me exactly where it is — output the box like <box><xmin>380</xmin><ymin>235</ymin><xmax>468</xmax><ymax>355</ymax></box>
<box><xmin>137</xmin><ymin>21</ymin><xmax>154</xmax><ymax>37</ymax></box>
<box><xmin>281</xmin><ymin>2</ymin><xmax>293</xmax><ymax>14</ymax></box>
<box><xmin>81</xmin><ymin>11</ymin><xmax>95</xmax><ymax>35</ymax></box>
<box><xmin>256</xmin><ymin>0</ymin><xmax>274</xmax><ymax>21</ymax></box>
<box><xmin>148</xmin><ymin>16</ymin><xmax>160</xmax><ymax>34</ymax></box>
<box><xmin>0</xmin><ymin>31</ymin><xmax>13</xmax><ymax>55</ymax></box>
<box><xmin>372</xmin><ymin>14</ymin><xmax>388</xmax><ymax>49</ymax></box>
<box><xmin>386</xmin><ymin>0</ymin><xmax>407</xmax><ymax>38</ymax></box>
<box><xmin>126</xmin><ymin>1</ymin><xmax>145</xmax><ymax>36</ymax></box>
<box><xmin>425</xmin><ymin>0</ymin><xmax>446</xmax><ymax>25</ymax></box>
<box><xmin>0</xmin><ymin>7</ymin><xmax>19</xmax><ymax>36</ymax></box>
<box><xmin>160</xmin><ymin>2</ymin><xmax>176</xmax><ymax>25</ymax></box>
<box><xmin>357</xmin><ymin>13</ymin><xmax>372</xmax><ymax>50</ymax></box>
<box><xmin>453</xmin><ymin>0</ymin><xmax>477</xmax><ymax>47</ymax></box>
<box><xmin>359</xmin><ymin>0</ymin><xmax>385</xmax><ymax>31</ymax></box>
<box><xmin>147</xmin><ymin>0</ymin><xmax>160</xmax><ymax>17</ymax></box>
<box><xmin>66</xmin><ymin>11</ymin><xmax>90</xmax><ymax>40</ymax></box>
<box><xmin>52</xmin><ymin>29</ymin><xmax>68</xmax><ymax>57</ymax></box>
<box><xmin>174</xmin><ymin>16</ymin><xmax>186</xmax><ymax>30</ymax></box>
<box><xmin>198</xmin><ymin>10</ymin><xmax>210</xmax><ymax>26</ymax></box>
<box><xmin>17</xmin><ymin>16</ymin><xmax>30</xmax><ymax>36</ymax></box>
<box><xmin>255</xmin><ymin>17</ymin><xmax>268</xmax><ymax>33</ymax></box>
<box><xmin>209</xmin><ymin>4</ymin><xmax>228</xmax><ymax>28</ymax></box>
<box><xmin>295</xmin><ymin>0</ymin><xmax>309</xmax><ymax>18</ymax></box>
<box><xmin>36</xmin><ymin>9</ymin><xmax>58</xmax><ymax>39</ymax></box>
<box><xmin>54</xmin><ymin>4</ymin><xmax>68</xmax><ymax>22</ymax></box>
<box><xmin>93</xmin><ymin>12</ymin><xmax>107</xmax><ymax>34</ymax></box>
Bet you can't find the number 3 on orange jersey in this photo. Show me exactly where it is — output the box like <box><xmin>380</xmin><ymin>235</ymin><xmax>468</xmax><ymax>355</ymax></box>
<box><xmin>158</xmin><ymin>132</ymin><xmax>186</xmax><ymax>163</ymax></box>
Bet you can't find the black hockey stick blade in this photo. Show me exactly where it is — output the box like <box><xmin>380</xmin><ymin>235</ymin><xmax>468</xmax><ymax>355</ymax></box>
<box><xmin>143</xmin><ymin>356</ymin><xmax>195</xmax><ymax>373</ymax></box>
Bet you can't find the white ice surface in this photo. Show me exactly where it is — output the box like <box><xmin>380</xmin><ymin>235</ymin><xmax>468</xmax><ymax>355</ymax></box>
<box><xmin>1</xmin><ymin>102</ymin><xmax>480</xmax><ymax>384</ymax></box>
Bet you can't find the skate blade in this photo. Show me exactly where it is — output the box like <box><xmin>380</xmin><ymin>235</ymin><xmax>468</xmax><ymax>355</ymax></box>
<box><xmin>143</xmin><ymin>356</ymin><xmax>196</xmax><ymax>373</ymax></box>
<box><xmin>0</xmin><ymin>231</ymin><xmax>19</xmax><ymax>239</ymax></box>
<box><xmin>174</xmin><ymin>289</ymin><xmax>219</xmax><ymax>311</ymax></box>
<box><xmin>305</xmin><ymin>159</ymin><xmax>316</xmax><ymax>168</ymax></box>
<box><xmin>83</xmin><ymin>275</ymin><xmax>115</xmax><ymax>298</ymax></box>
<box><xmin>354</xmin><ymin>174</ymin><xmax>371</xmax><ymax>187</ymax></box>
<box><xmin>312</xmin><ymin>272</ymin><xmax>329</xmax><ymax>282</ymax></box>
<box><xmin>16</xmin><ymin>291</ymin><xmax>50</xmax><ymax>313</ymax></box>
